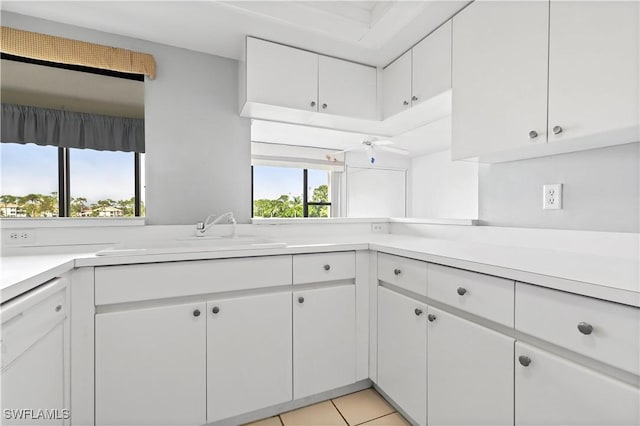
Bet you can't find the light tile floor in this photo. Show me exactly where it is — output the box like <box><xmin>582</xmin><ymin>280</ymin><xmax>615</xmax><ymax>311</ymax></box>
<box><xmin>244</xmin><ymin>389</ymin><xmax>410</xmax><ymax>426</ymax></box>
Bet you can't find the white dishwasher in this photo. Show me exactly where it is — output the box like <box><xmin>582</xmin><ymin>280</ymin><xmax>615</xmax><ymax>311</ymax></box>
<box><xmin>1</xmin><ymin>278</ymin><xmax>69</xmax><ymax>425</ymax></box>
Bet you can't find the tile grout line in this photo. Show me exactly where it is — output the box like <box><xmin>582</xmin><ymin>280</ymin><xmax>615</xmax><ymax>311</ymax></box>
<box><xmin>330</xmin><ymin>399</ymin><xmax>351</xmax><ymax>426</ymax></box>
<box><xmin>278</xmin><ymin>414</ymin><xmax>284</xmax><ymax>426</ymax></box>
<box><xmin>352</xmin><ymin>411</ymin><xmax>399</xmax><ymax>426</ymax></box>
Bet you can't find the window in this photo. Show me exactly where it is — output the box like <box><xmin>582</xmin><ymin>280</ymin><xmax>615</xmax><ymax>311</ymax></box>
<box><xmin>0</xmin><ymin>55</ymin><xmax>145</xmax><ymax>219</ymax></box>
<box><xmin>252</xmin><ymin>166</ymin><xmax>331</xmax><ymax>218</ymax></box>
<box><xmin>0</xmin><ymin>143</ymin><xmax>143</xmax><ymax>218</ymax></box>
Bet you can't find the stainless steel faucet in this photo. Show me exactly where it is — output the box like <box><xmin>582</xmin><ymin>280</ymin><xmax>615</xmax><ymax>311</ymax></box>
<box><xmin>195</xmin><ymin>212</ymin><xmax>236</xmax><ymax>237</ymax></box>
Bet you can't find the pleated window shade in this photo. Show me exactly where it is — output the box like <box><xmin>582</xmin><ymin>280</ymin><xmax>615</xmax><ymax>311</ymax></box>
<box><xmin>0</xmin><ymin>26</ymin><xmax>156</xmax><ymax>79</ymax></box>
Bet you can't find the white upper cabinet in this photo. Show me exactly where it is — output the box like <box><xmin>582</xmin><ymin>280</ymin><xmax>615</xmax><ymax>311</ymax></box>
<box><xmin>245</xmin><ymin>37</ymin><xmax>377</xmax><ymax>121</ymax></box>
<box><xmin>451</xmin><ymin>0</ymin><xmax>550</xmax><ymax>160</ymax></box>
<box><xmin>318</xmin><ymin>56</ymin><xmax>377</xmax><ymax>120</ymax></box>
<box><xmin>246</xmin><ymin>37</ymin><xmax>318</xmax><ymax>112</ymax></box>
<box><xmin>382</xmin><ymin>51</ymin><xmax>412</xmax><ymax>119</ymax></box>
<box><xmin>452</xmin><ymin>0</ymin><xmax>640</xmax><ymax>162</ymax></box>
<box><xmin>412</xmin><ymin>21</ymin><xmax>452</xmax><ymax>106</ymax></box>
<box><xmin>547</xmin><ymin>0</ymin><xmax>639</xmax><ymax>146</ymax></box>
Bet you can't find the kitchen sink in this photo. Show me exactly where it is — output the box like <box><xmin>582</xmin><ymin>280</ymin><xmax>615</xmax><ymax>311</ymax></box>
<box><xmin>95</xmin><ymin>235</ymin><xmax>287</xmax><ymax>256</ymax></box>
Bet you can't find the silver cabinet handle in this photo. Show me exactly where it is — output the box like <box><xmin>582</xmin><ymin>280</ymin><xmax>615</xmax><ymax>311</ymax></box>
<box><xmin>322</xmin><ymin>103</ymin><xmax>327</xmax><ymax>109</ymax></box>
<box><xmin>518</xmin><ymin>355</ymin><xmax>532</xmax><ymax>367</ymax></box>
<box><xmin>552</xmin><ymin>125</ymin><xmax>563</xmax><ymax>135</ymax></box>
<box><xmin>310</xmin><ymin>101</ymin><xmax>316</xmax><ymax>107</ymax></box>
<box><xmin>529</xmin><ymin>130</ymin><xmax>538</xmax><ymax>139</ymax></box>
<box><xmin>411</xmin><ymin>95</ymin><xmax>418</xmax><ymax>101</ymax></box>
<box><xmin>415</xmin><ymin>308</ymin><xmax>423</xmax><ymax>316</ymax></box>
<box><xmin>393</xmin><ymin>268</ymin><xmax>402</xmax><ymax>276</ymax></box>
<box><xmin>298</xmin><ymin>296</ymin><xmax>304</xmax><ymax>304</ymax></box>
<box><xmin>324</xmin><ymin>264</ymin><xmax>331</xmax><ymax>271</ymax></box>
<box><xmin>403</xmin><ymin>100</ymin><xmax>409</xmax><ymax>106</ymax></box>
<box><xmin>193</xmin><ymin>309</ymin><xmax>201</xmax><ymax>317</ymax></box>
<box><xmin>457</xmin><ymin>287</ymin><xmax>467</xmax><ymax>296</ymax></box>
<box><xmin>212</xmin><ymin>306</ymin><xmax>220</xmax><ymax>314</ymax></box>
<box><xmin>427</xmin><ymin>314</ymin><xmax>436</xmax><ymax>322</ymax></box>
<box><xmin>577</xmin><ymin>322</ymin><xmax>593</xmax><ymax>335</ymax></box>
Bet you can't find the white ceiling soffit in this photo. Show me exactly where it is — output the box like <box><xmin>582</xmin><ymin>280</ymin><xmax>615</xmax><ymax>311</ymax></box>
<box><xmin>0</xmin><ymin>1</ymin><xmax>470</xmax><ymax>67</ymax></box>
<box><xmin>251</xmin><ymin>116</ymin><xmax>451</xmax><ymax>157</ymax></box>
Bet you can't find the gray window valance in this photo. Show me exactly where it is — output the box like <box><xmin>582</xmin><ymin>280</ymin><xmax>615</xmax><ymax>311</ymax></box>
<box><xmin>1</xmin><ymin>103</ymin><xmax>144</xmax><ymax>153</ymax></box>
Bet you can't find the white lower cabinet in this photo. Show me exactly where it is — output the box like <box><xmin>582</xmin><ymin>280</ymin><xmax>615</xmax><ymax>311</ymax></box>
<box><xmin>515</xmin><ymin>342</ymin><xmax>640</xmax><ymax>426</ymax></box>
<box><xmin>293</xmin><ymin>285</ymin><xmax>356</xmax><ymax>399</ymax></box>
<box><xmin>427</xmin><ymin>307</ymin><xmax>514</xmax><ymax>426</ymax></box>
<box><xmin>207</xmin><ymin>292</ymin><xmax>292</xmax><ymax>422</ymax></box>
<box><xmin>377</xmin><ymin>286</ymin><xmax>427</xmax><ymax>425</ymax></box>
<box><xmin>95</xmin><ymin>302</ymin><xmax>206</xmax><ymax>426</ymax></box>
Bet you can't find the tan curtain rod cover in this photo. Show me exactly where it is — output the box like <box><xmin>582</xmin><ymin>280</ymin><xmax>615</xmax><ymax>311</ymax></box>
<box><xmin>0</xmin><ymin>26</ymin><xmax>156</xmax><ymax>79</ymax></box>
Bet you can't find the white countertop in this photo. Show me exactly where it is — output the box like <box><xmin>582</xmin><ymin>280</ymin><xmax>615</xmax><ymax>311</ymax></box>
<box><xmin>1</xmin><ymin>234</ymin><xmax>638</xmax><ymax>306</ymax></box>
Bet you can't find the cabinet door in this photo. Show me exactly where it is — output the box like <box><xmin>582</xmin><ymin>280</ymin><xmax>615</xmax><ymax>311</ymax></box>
<box><xmin>96</xmin><ymin>302</ymin><xmax>206</xmax><ymax>426</ymax></box>
<box><xmin>377</xmin><ymin>287</ymin><xmax>427</xmax><ymax>426</ymax></box>
<box><xmin>547</xmin><ymin>1</ymin><xmax>639</xmax><ymax>145</ymax></box>
<box><xmin>452</xmin><ymin>1</ymin><xmax>549</xmax><ymax>160</ymax></box>
<box><xmin>1</xmin><ymin>325</ymin><xmax>65</xmax><ymax>425</ymax></box>
<box><xmin>246</xmin><ymin>37</ymin><xmax>318</xmax><ymax>111</ymax></box>
<box><xmin>412</xmin><ymin>20</ymin><xmax>452</xmax><ymax>106</ymax></box>
<box><xmin>319</xmin><ymin>56</ymin><xmax>377</xmax><ymax>120</ymax></box>
<box><xmin>293</xmin><ymin>285</ymin><xmax>355</xmax><ymax>399</ymax></box>
<box><xmin>382</xmin><ymin>51</ymin><xmax>412</xmax><ymax>119</ymax></box>
<box><xmin>427</xmin><ymin>307</ymin><xmax>513</xmax><ymax>426</ymax></box>
<box><xmin>515</xmin><ymin>342</ymin><xmax>640</xmax><ymax>426</ymax></box>
<box><xmin>207</xmin><ymin>292</ymin><xmax>292</xmax><ymax>422</ymax></box>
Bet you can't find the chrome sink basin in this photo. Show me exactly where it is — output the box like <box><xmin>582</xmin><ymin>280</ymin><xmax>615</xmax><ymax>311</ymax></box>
<box><xmin>96</xmin><ymin>236</ymin><xmax>287</xmax><ymax>256</ymax></box>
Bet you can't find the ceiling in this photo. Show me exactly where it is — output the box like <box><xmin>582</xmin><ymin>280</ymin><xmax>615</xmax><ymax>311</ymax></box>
<box><xmin>0</xmin><ymin>1</ymin><xmax>469</xmax><ymax>67</ymax></box>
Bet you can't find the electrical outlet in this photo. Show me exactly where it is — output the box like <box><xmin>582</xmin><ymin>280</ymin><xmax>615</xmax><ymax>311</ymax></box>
<box><xmin>371</xmin><ymin>223</ymin><xmax>388</xmax><ymax>233</ymax></box>
<box><xmin>4</xmin><ymin>229</ymin><xmax>36</xmax><ymax>245</ymax></box>
<box><xmin>543</xmin><ymin>184</ymin><xmax>563</xmax><ymax>210</ymax></box>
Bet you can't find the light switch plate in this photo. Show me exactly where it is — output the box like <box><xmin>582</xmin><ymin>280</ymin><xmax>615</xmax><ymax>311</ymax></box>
<box><xmin>543</xmin><ymin>184</ymin><xmax>562</xmax><ymax>210</ymax></box>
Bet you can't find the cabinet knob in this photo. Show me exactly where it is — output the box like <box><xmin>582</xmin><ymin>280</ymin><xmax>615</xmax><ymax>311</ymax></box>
<box><xmin>427</xmin><ymin>314</ymin><xmax>436</xmax><ymax>322</ymax></box>
<box><xmin>193</xmin><ymin>309</ymin><xmax>201</xmax><ymax>317</ymax></box>
<box><xmin>212</xmin><ymin>306</ymin><xmax>220</xmax><ymax>314</ymax></box>
<box><xmin>411</xmin><ymin>95</ymin><xmax>418</xmax><ymax>101</ymax></box>
<box><xmin>528</xmin><ymin>130</ymin><xmax>538</xmax><ymax>139</ymax></box>
<box><xmin>322</xmin><ymin>103</ymin><xmax>328</xmax><ymax>109</ymax></box>
<box><xmin>310</xmin><ymin>101</ymin><xmax>316</xmax><ymax>107</ymax></box>
<box><xmin>403</xmin><ymin>100</ymin><xmax>409</xmax><ymax>106</ymax></box>
<box><xmin>55</xmin><ymin>304</ymin><xmax>62</xmax><ymax>312</ymax></box>
<box><xmin>552</xmin><ymin>125</ymin><xmax>563</xmax><ymax>135</ymax></box>
<box><xmin>415</xmin><ymin>308</ymin><xmax>423</xmax><ymax>316</ymax></box>
<box><xmin>298</xmin><ymin>296</ymin><xmax>304</xmax><ymax>304</ymax></box>
<box><xmin>457</xmin><ymin>287</ymin><xmax>467</xmax><ymax>296</ymax></box>
<box><xmin>577</xmin><ymin>322</ymin><xmax>593</xmax><ymax>335</ymax></box>
<box><xmin>518</xmin><ymin>355</ymin><xmax>532</xmax><ymax>367</ymax></box>
<box><xmin>393</xmin><ymin>268</ymin><xmax>402</xmax><ymax>276</ymax></box>
<box><xmin>324</xmin><ymin>264</ymin><xmax>331</xmax><ymax>271</ymax></box>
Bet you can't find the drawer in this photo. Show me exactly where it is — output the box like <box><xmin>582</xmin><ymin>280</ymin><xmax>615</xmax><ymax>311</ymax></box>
<box><xmin>95</xmin><ymin>255</ymin><xmax>293</xmax><ymax>305</ymax></box>
<box><xmin>427</xmin><ymin>264</ymin><xmax>514</xmax><ymax>327</ymax></box>
<box><xmin>293</xmin><ymin>252</ymin><xmax>355</xmax><ymax>285</ymax></box>
<box><xmin>515</xmin><ymin>282</ymin><xmax>640</xmax><ymax>375</ymax></box>
<box><xmin>378</xmin><ymin>253</ymin><xmax>428</xmax><ymax>296</ymax></box>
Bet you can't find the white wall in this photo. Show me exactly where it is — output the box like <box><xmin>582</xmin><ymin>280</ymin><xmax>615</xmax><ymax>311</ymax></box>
<box><xmin>478</xmin><ymin>142</ymin><xmax>640</xmax><ymax>233</ymax></box>
<box><xmin>409</xmin><ymin>149</ymin><xmax>478</xmax><ymax>219</ymax></box>
<box><xmin>2</xmin><ymin>12</ymin><xmax>251</xmax><ymax>225</ymax></box>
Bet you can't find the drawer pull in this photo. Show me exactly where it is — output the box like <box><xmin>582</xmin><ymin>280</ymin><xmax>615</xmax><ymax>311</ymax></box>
<box><xmin>577</xmin><ymin>322</ymin><xmax>594</xmax><ymax>335</ymax></box>
<box><xmin>427</xmin><ymin>314</ymin><xmax>437</xmax><ymax>322</ymax></box>
<box><xmin>55</xmin><ymin>305</ymin><xmax>62</xmax><ymax>312</ymax></box>
<box><xmin>193</xmin><ymin>309</ymin><xmax>201</xmax><ymax>317</ymax></box>
<box><xmin>393</xmin><ymin>268</ymin><xmax>402</xmax><ymax>276</ymax></box>
<box><xmin>518</xmin><ymin>355</ymin><xmax>532</xmax><ymax>367</ymax></box>
<box><xmin>298</xmin><ymin>296</ymin><xmax>304</xmax><ymax>304</ymax></box>
<box><xmin>457</xmin><ymin>287</ymin><xmax>467</xmax><ymax>296</ymax></box>
<box><xmin>414</xmin><ymin>308</ymin><xmax>423</xmax><ymax>316</ymax></box>
<box><xmin>212</xmin><ymin>306</ymin><xmax>220</xmax><ymax>314</ymax></box>
<box><xmin>324</xmin><ymin>264</ymin><xmax>331</xmax><ymax>271</ymax></box>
